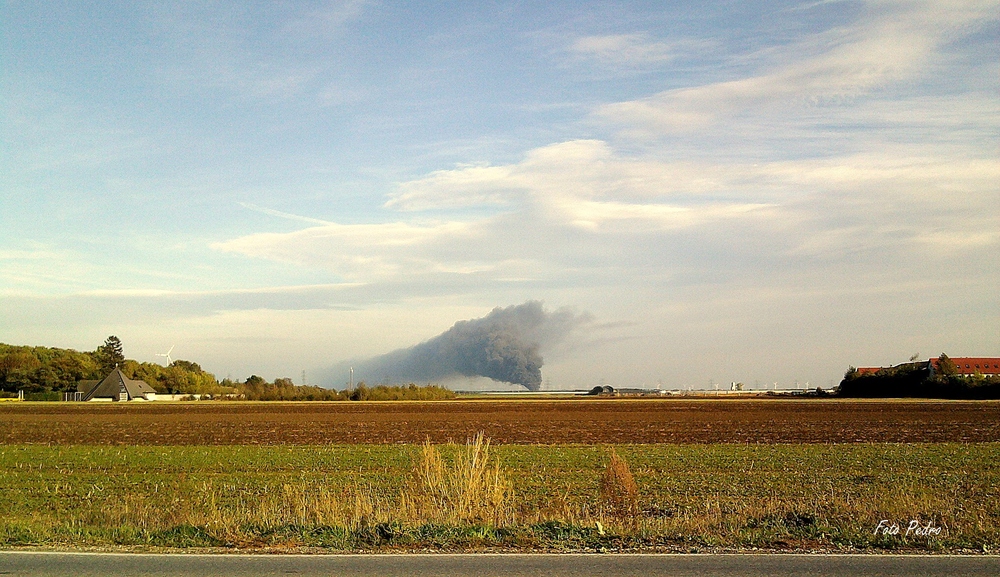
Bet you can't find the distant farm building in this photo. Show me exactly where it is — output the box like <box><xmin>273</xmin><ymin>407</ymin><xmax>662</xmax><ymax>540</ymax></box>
<box><xmin>857</xmin><ymin>357</ymin><xmax>1000</xmax><ymax>378</ymax></box>
<box><xmin>931</xmin><ymin>357</ymin><xmax>1000</xmax><ymax>377</ymax></box>
<box><xmin>68</xmin><ymin>368</ymin><xmax>157</xmax><ymax>402</ymax></box>
<box><xmin>588</xmin><ymin>385</ymin><xmax>616</xmax><ymax>395</ymax></box>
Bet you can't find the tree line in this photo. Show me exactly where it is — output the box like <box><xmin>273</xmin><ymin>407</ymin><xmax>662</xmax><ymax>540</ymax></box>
<box><xmin>0</xmin><ymin>337</ymin><xmax>454</xmax><ymax>401</ymax></box>
<box><xmin>234</xmin><ymin>376</ymin><xmax>453</xmax><ymax>401</ymax></box>
<box><xmin>0</xmin><ymin>337</ymin><xmax>224</xmax><ymax>398</ymax></box>
<box><xmin>839</xmin><ymin>354</ymin><xmax>1000</xmax><ymax>399</ymax></box>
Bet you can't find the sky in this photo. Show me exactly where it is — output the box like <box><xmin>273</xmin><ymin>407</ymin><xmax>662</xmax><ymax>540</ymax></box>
<box><xmin>1</xmin><ymin>0</ymin><xmax>997</xmax><ymax>390</ymax></box>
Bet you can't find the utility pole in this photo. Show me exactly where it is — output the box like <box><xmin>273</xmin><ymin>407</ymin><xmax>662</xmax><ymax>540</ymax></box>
<box><xmin>350</xmin><ymin>367</ymin><xmax>354</xmax><ymax>391</ymax></box>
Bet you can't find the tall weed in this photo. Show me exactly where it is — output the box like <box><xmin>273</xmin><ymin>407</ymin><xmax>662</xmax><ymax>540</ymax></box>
<box><xmin>402</xmin><ymin>432</ymin><xmax>511</xmax><ymax>525</ymax></box>
<box><xmin>600</xmin><ymin>448</ymin><xmax>639</xmax><ymax>519</ymax></box>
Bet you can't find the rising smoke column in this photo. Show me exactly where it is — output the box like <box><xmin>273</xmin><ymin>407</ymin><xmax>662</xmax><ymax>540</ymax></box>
<box><xmin>346</xmin><ymin>301</ymin><xmax>588</xmax><ymax>390</ymax></box>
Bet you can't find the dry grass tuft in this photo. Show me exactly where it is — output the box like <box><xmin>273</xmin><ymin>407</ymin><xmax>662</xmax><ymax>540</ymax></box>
<box><xmin>402</xmin><ymin>432</ymin><xmax>511</xmax><ymax>525</ymax></box>
<box><xmin>600</xmin><ymin>448</ymin><xmax>639</xmax><ymax>519</ymax></box>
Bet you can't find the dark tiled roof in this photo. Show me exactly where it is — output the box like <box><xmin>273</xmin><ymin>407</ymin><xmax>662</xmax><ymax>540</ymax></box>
<box><xmin>82</xmin><ymin>368</ymin><xmax>157</xmax><ymax>401</ymax></box>
<box><xmin>77</xmin><ymin>380</ymin><xmax>99</xmax><ymax>393</ymax></box>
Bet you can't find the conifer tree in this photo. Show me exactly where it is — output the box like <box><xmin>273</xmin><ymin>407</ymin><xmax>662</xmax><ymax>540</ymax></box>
<box><xmin>96</xmin><ymin>335</ymin><xmax>125</xmax><ymax>373</ymax></box>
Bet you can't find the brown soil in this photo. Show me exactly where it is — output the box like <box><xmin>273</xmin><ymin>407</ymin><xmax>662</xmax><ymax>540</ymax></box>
<box><xmin>1</xmin><ymin>398</ymin><xmax>998</xmax><ymax>445</ymax></box>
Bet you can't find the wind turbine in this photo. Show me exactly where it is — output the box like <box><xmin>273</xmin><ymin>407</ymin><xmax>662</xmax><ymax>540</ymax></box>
<box><xmin>156</xmin><ymin>345</ymin><xmax>174</xmax><ymax>366</ymax></box>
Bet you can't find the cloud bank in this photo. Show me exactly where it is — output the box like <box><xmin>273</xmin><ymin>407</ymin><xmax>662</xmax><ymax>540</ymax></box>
<box><xmin>212</xmin><ymin>0</ymin><xmax>998</xmax><ymax>290</ymax></box>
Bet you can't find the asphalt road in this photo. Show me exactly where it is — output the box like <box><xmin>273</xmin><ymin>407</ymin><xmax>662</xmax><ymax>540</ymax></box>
<box><xmin>2</xmin><ymin>553</ymin><xmax>999</xmax><ymax>577</ymax></box>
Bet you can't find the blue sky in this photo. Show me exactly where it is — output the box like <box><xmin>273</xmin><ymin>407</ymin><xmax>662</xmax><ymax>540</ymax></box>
<box><xmin>2</xmin><ymin>0</ymin><xmax>997</xmax><ymax>389</ymax></box>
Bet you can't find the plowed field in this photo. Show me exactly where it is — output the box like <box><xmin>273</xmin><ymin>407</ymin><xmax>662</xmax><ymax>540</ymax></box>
<box><xmin>2</xmin><ymin>399</ymin><xmax>998</xmax><ymax>445</ymax></box>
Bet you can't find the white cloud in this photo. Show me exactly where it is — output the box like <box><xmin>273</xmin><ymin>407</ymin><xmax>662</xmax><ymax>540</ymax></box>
<box><xmin>215</xmin><ymin>128</ymin><xmax>998</xmax><ymax>292</ymax></box>
<box><xmin>757</xmin><ymin>153</ymin><xmax>1000</xmax><ymax>192</ymax></box>
<box><xmin>213</xmin><ymin>220</ymin><xmax>499</xmax><ymax>280</ymax></box>
<box><xmin>568</xmin><ymin>33</ymin><xmax>675</xmax><ymax>66</ymax></box>
<box><xmin>914</xmin><ymin>229</ymin><xmax>1000</xmax><ymax>252</ymax></box>
<box><xmin>385</xmin><ymin>164</ymin><xmax>520</xmax><ymax>211</ymax></box>
<box><xmin>388</xmin><ymin>140</ymin><xmax>743</xmax><ymax>212</ymax></box>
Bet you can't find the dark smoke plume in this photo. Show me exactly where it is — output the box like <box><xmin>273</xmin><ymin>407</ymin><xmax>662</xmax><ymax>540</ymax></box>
<box><xmin>341</xmin><ymin>301</ymin><xmax>588</xmax><ymax>391</ymax></box>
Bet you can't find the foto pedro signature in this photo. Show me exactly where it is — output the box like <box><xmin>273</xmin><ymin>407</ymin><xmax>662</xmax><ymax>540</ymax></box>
<box><xmin>874</xmin><ymin>519</ymin><xmax>944</xmax><ymax>537</ymax></box>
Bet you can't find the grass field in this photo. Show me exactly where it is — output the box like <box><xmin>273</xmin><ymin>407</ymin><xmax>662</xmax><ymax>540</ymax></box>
<box><xmin>3</xmin><ymin>399</ymin><xmax>998</xmax><ymax>552</ymax></box>
<box><xmin>2</xmin><ymin>442</ymin><xmax>998</xmax><ymax>552</ymax></box>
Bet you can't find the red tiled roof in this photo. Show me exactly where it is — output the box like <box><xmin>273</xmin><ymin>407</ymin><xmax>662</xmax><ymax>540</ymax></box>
<box><xmin>855</xmin><ymin>358</ymin><xmax>1000</xmax><ymax>377</ymax></box>
<box><xmin>930</xmin><ymin>357</ymin><xmax>1000</xmax><ymax>375</ymax></box>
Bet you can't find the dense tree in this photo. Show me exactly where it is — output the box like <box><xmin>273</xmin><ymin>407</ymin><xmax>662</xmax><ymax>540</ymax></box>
<box><xmin>0</xmin><ymin>344</ymin><xmax>101</xmax><ymax>393</ymax></box>
<box><xmin>245</xmin><ymin>375</ymin><xmax>266</xmax><ymax>387</ymax></box>
<box><xmin>0</xmin><ymin>351</ymin><xmax>42</xmax><ymax>391</ymax></box>
<box><xmin>95</xmin><ymin>336</ymin><xmax>125</xmax><ymax>373</ymax></box>
<box><xmin>171</xmin><ymin>359</ymin><xmax>203</xmax><ymax>373</ymax></box>
<box><xmin>935</xmin><ymin>354</ymin><xmax>958</xmax><ymax>376</ymax></box>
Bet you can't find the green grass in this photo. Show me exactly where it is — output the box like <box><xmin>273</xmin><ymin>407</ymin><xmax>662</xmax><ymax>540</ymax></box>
<box><xmin>1</xmin><ymin>443</ymin><xmax>998</xmax><ymax>552</ymax></box>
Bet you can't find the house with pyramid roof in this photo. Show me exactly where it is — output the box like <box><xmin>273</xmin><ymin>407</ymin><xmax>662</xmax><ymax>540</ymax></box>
<box><xmin>77</xmin><ymin>368</ymin><xmax>158</xmax><ymax>401</ymax></box>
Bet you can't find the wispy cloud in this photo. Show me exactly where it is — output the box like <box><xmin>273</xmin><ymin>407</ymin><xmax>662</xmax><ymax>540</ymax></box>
<box><xmin>149</xmin><ymin>1</ymin><xmax>370</xmax><ymax>102</ymax></box>
<box><xmin>0</xmin><ymin>249</ymin><xmax>61</xmax><ymax>260</ymax></box>
<box><xmin>213</xmin><ymin>220</ymin><xmax>497</xmax><ymax>280</ymax></box>
<box><xmin>282</xmin><ymin>0</ymin><xmax>371</xmax><ymax>36</ymax></box>
<box><xmin>568</xmin><ymin>33</ymin><xmax>676</xmax><ymax>66</ymax></box>
<box><xmin>238</xmin><ymin>203</ymin><xmax>334</xmax><ymax>225</ymax></box>
<box><xmin>596</xmin><ymin>0</ymin><xmax>998</xmax><ymax>134</ymax></box>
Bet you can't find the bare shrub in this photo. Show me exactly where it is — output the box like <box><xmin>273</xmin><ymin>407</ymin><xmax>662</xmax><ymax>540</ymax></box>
<box><xmin>600</xmin><ymin>448</ymin><xmax>639</xmax><ymax>519</ymax></box>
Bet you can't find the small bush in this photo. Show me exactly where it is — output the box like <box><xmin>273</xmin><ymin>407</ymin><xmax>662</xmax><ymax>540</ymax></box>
<box><xmin>353</xmin><ymin>521</ymin><xmax>404</xmax><ymax>546</ymax></box>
